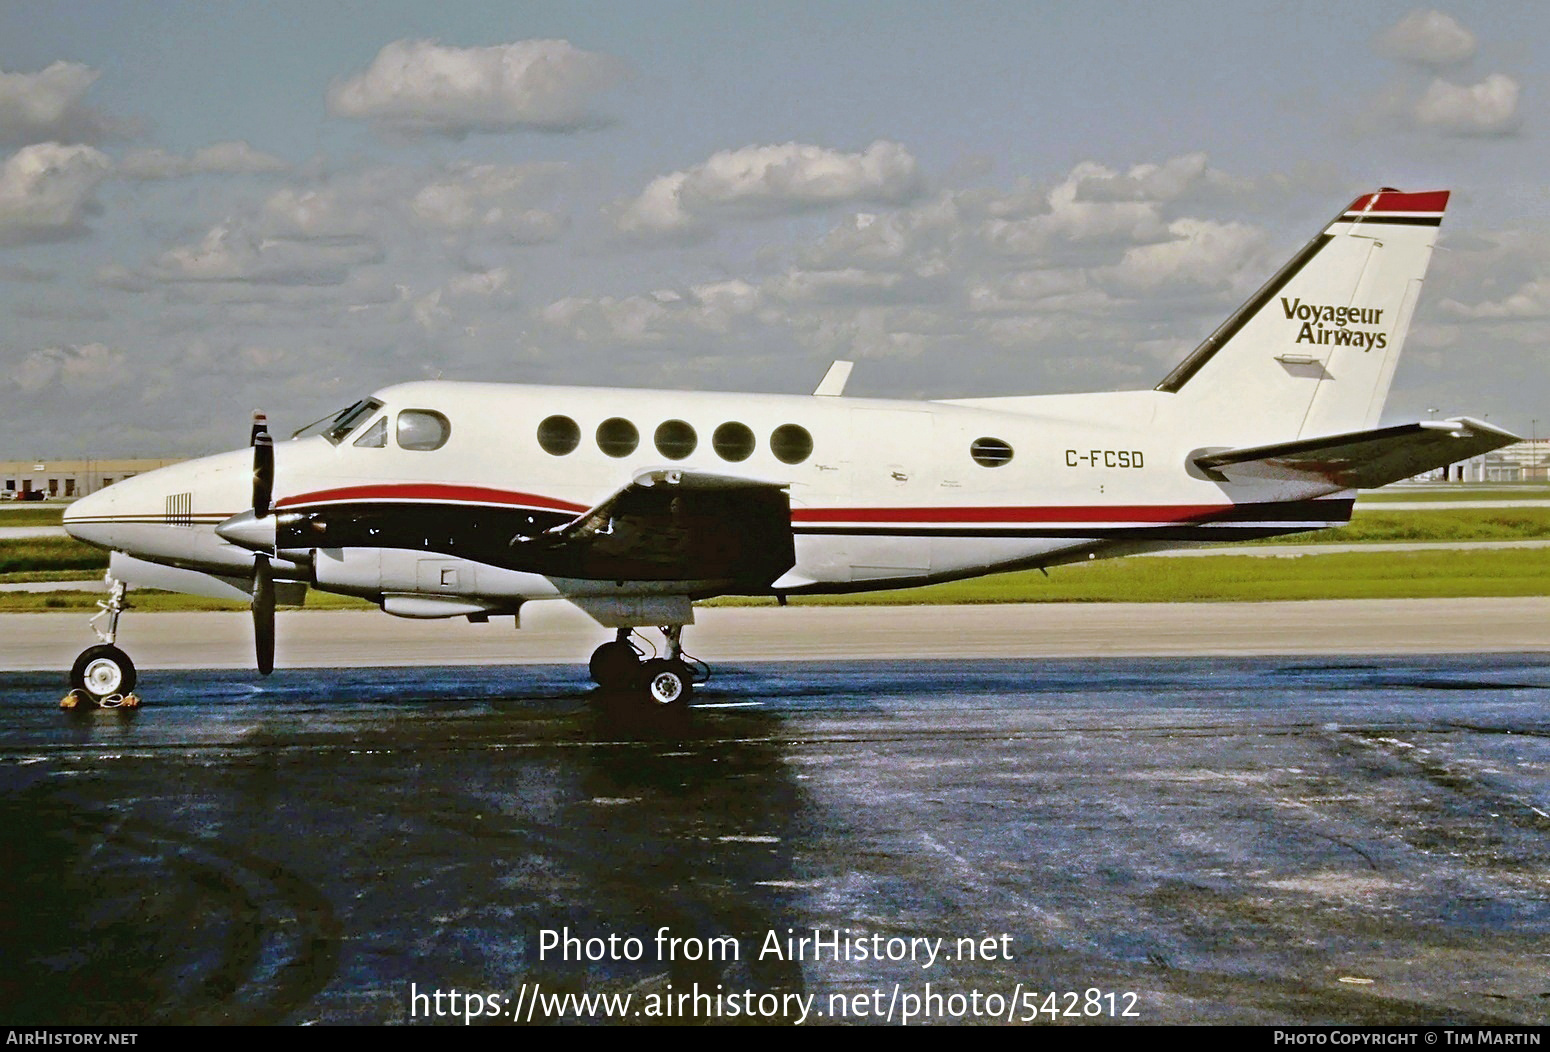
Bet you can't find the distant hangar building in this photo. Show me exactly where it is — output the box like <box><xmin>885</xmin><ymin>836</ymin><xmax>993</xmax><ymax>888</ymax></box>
<box><xmin>1</xmin><ymin>458</ymin><xmax>184</xmax><ymax>499</ymax></box>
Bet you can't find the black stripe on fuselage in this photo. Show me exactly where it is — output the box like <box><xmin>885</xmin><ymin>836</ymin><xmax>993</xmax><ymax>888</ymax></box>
<box><xmin>794</xmin><ymin>497</ymin><xmax>1352</xmax><ymax>541</ymax></box>
<box><xmin>794</xmin><ymin>526</ymin><xmax>1335</xmax><ymax>541</ymax></box>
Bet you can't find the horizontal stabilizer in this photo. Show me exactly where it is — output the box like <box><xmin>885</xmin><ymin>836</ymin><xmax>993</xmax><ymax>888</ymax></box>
<box><xmin>1194</xmin><ymin>418</ymin><xmax>1519</xmax><ymax>489</ymax></box>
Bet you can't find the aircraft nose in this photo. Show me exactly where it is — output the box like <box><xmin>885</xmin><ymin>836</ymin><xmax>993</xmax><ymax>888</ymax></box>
<box><xmin>63</xmin><ymin>484</ymin><xmax>116</xmax><ymax>548</ymax></box>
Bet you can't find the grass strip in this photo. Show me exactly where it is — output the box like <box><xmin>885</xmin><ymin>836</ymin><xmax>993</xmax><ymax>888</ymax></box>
<box><xmin>6</xmin><ymin>549</ymin><xmax>1545</xmax><ymax>612</ymax></box>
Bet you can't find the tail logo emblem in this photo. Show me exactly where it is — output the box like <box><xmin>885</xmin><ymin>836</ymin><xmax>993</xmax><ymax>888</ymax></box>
<box><xmin>1280</xmin><ymin>297</ymin><xmax>1389</xmax><ymax>351</ymax></box>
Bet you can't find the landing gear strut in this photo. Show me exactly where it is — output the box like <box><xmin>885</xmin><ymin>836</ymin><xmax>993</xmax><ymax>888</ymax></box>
<box><xmin>587</xmin><ymin>624</ymin><xmax>703</xmax><ymax>707</ymax></box>
<box><xmin>64</xmin><ymin>576</ymin><xmax>139</xmax><ymax>709</ymax></box>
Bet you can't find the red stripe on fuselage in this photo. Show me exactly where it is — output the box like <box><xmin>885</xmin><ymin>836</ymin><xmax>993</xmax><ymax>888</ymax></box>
<box><xmin>796</xmin><ymin>504</ymin><xmax>1281</xmax><ymax>524</ymax></box>
<box><xmin>277</xmin><ymin>484</ymin><xmax>588</xmax><ymax>513</ymax></box>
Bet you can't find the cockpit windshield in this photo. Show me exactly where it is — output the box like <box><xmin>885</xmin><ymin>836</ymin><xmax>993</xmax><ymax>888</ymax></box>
<box><xmin>291</xmin><ymin>398</ymin><xmax>386</xmax><ymax>444</ymax></box>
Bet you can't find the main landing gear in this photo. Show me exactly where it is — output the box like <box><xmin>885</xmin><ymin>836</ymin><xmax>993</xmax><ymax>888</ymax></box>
<box><xmin>588</xmin><ymin>625</ymin><xmax>706</xmax><ymax>707</ymax></box>
<box><xmin>62</xmin><ymin>577</ymin><xmax>140</xmax><ymax>710</ymax></box>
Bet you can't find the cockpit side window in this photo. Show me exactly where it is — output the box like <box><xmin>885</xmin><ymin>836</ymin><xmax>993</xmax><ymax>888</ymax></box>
<box><xmin>311</xmin><ymin>398</ymin><xmax>385</xmax><ymax>445</ymax></box>
<box><xmin>398</xmin><ymin>409</ymin><xmax>451</xmax><ymax>451</ymax></box>
<box><xmin>352</xmin><ymin>417</ymin><xmax>388</xmax><ymax>448</ymax></box>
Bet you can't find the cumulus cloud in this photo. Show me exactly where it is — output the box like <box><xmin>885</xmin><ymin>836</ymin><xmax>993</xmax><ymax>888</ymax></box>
<box><xmin>12</xmin><ymin>342</ymin><xmax>128</xmax><ymax>393</ymax></box>
<box><xmin>1368</xmin><ymin>11</ymin><xmax>1522</xmax><ymax>138</ymax></box>
<box><xmin>1441</xmin><ymin>278</ymin><xmax>1550</xmax><ymax>319</ymax></box>
<box><xmin>1412</xmin><ymin>74</ymin><xmax>1520</xmax><ymax>136</ymax></box>
<box><xmin>0</xmin><ymin>142</ymin><xmax>111</xmax><ymax>245</ymax></box>
<box><xmin>1097</xmin><ymin>218</ymin><xmax>1268</xmax><ymax>296</ymax></box>
<box><xmin>409</xmin><ymin>161</ymin><xmax>567</xmax><ymax>241</ymax></box>
<box><xmin>613</xmin><ymin>140</ymin><xmax>923</xmax><ymax>240</ymax></box>
<box><xmin>0</xmin><ymin>61</ymin><xmax>121</xmax><ymax>146</ymax></box>
<box><xmin>125</xmin><ymin>158</ymin><xmax>570</xmax><ymax>307</ymax></box>
<box><xmin>149</xmin><ymin>223</ymin><xmax>383</xmax><ymax>286</ymax></box>
<box><xmin>327</xmin><ymin>38</ymin><xmax>624</xmax><ymax>136</ymax></box>
<box><xmin>552</xmin><ymin>153</ymin><xmax>1279</xmax><ymax>386</ymax></box>
<box><xmin>542</xmin><ymin>280</ymin><xmax>768</xmax><ymax>344</ymax></box>
<box><xmin>1376</xmin><ymin>10</ymin><xmax>1477</xmax><ymax>68</ymax></box>
<box><xmin>119</xmin><ymin>141</ymin><xmax>290</xmax><ymax>180</ymax></box>
<box><xmin>1072</xmin><ymin>153</ymin><xmax>1248</xmax><ymax>204</ymax></box>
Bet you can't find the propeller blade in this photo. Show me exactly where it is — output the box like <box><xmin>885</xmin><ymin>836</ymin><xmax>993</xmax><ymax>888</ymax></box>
<box><xmin>251</xmin><ymin>411</ymin><xmax>274</xmax><ymax>519</ymax></box>
<box><xmin>253</xmin><ymin>553</ymin><xmax>275</xmax><ymax>676</ymax></box>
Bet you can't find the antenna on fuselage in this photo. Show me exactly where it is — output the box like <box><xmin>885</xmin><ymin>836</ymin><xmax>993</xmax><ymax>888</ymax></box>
<box><xmin>813</xmin><ymin>360</ymin><xmax>853</xmax><ymax>397</ymax></box>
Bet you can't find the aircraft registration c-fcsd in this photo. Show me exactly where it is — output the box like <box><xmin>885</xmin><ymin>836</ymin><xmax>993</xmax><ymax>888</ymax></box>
<box><xmin>63</xmin><ymin>189</ymin><xmax>1517</xmax><ymax>707</ymax></box>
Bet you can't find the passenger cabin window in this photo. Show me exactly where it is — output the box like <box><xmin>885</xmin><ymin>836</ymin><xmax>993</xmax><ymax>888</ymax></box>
<box><xmin>398</xmin><ymin>410</ymin><xmax>451</xmax><ymax>451</ymax></box>
<box><xmin>596</xmin><ymin>417</ymin><xmax>639</xmax><ymax>458</ymax></box>
<box><xmin>969</xmin><ymin>437</ymin><xmax>1014</xmax><ymax>467</ymax></box>
<box><xmin>537</xmin><ymin>415</ymin><xmax>580</xmax><ymax>455</ymax></box>
<box><xmin>770</xmin><ymin>423</ymin><xmax>813</xmax><ymax>465</ymax></box>
<box><xmin>353</xmin><ymin>417</ymin><xmax>387</xmax><ymax>448</ymax></box>
<box><xmin>712</xmin><ymin>422</ymin><xmax>755</xmax><ymax>462</ymax></box>
<box><xmin>654</xmin><ymin>420</ymin><xmax>697</xmax><ymax>460</ymax></box>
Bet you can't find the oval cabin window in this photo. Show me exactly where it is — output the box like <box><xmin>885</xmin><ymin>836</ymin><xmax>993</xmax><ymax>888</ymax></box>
<box><xmin>654</xmin><ymin>420</ymin><xmax>697</xmax><ymax>460</ymax></box>
<box><xmin>537</xmin><ymin>415</ymin><xmax>581</xmax><ymax>456</ymax></box>
<box><xmin>596</xmin><ymin>417</ymin><xmax>639</xmax><ymax>458</ymax></box>
<box><xmin>770</xmin><ymin>424</ymin><xmax>813</xmax><ymax>465</ymax></box>
<box><xmin>969</xmin><ymin>437</ymin><xmax>1014</xmax><ymax>467</ymax></box>
<box><xmin>712</xmin><ymin>422</ymin><xmax>755</xmax><ymax>462</ymax></box>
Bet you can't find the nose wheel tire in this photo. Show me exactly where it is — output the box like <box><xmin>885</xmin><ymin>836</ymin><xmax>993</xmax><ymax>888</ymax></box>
<box><xmin>639</xmin><ymin>659</ymin><xmax>692</xmax><ymax>707</ymax></box>
<box><xmin>69</xmin><ymin>644</ymin><xmax>137</xmax><ymax>704</ymax></box>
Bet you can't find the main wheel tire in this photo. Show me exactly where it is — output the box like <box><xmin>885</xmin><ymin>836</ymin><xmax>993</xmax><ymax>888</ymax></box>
<box><xmin>639</xmin><ymin>659</ymin><xmax>692</xmax><ymax>707</ymax></box>
<box><xmin>70</xmin><ymin>644</ymin><xmax>137</xmax><ymax>703</ymax></box>
<box><xmin>589</xmin><ymin>640</ymin><xmax>642</xmax><ymax>689</ymax></box>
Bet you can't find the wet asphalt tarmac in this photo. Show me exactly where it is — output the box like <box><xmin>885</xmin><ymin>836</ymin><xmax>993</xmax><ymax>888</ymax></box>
<box><xmin>2</xmin><ymin>655</ymin><xmax>1549</xmax><ymax>1026</ymax></box>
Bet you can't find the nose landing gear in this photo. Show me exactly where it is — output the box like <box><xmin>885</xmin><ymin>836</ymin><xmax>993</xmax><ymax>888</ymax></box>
<box><xmin>63</xmin><ymin>577</ymin><xmax>140</xmax><ymax>710</ymax></box>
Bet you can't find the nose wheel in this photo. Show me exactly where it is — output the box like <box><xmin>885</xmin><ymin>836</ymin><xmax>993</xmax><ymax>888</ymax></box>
<box><xmin>64</xmin><ymin>577</ymin><xmax>140</xmax><ymax>709</ymax></box>
<box><xmin>68</xmin><ymin>644</ymin><xmax>138</xmax><ymax>704</ymax></box>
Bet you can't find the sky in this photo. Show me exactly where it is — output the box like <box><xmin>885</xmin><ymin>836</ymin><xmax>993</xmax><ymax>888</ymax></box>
<box><xmin>1</xmin><ymin>2</ymin><xmax>1546</xmax><ymax>456</ymax></box>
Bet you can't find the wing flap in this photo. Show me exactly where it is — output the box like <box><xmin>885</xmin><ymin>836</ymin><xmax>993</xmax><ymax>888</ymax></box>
<box><xmin>1194</xmin><ymin>418</ymin><xmax>1519</xmax><ymax>488</ymax></box>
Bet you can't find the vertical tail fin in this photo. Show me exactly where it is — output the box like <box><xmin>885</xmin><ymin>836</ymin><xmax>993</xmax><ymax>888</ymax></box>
<box><xmin>1157</xmin><ymin>190</ymin><xmax>1448</xmax><ymax>442</ymax></box>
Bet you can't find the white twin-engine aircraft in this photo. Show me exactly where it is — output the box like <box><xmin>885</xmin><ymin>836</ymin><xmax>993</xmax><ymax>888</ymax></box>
<box><xmin>62</xmin><ymin>189</ymin><xmax>1515</xmax><ymax>707</ymax></box>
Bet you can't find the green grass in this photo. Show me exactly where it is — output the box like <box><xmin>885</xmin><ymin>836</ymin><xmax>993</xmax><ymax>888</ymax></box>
<box><xmin>1250</xmin><ymin>507</ymin><xmax>1550</xmax><ymax>545</ymax></box>
<box><xmin>0</xmin><ymin>505</ymin><xmax>66</xmax><ymax>525</ymax></box>
<box><xmin>0</xmin><ymin>589</ymin><xmax>372</xmax><ymax>613</ymax></box>
<box><xmin>711</xmin><ymin>548</ymin><xmax>1550</xmax><ymax>606</ymax></box>
<box><xmin>4</xmin><ymin>549</ymin><xmax>1548</xmax><ymax>612</ymax></box>
<box><xmin>1358</xmin><ymin>487</ymin><xmax>1550</xmax><ymax>503</ymax></box>
<box><xmin>0</xmin><ymin>537</ymin><xmax>109</xmax><ymax>575</ymax></box>
<box><xmin>5</xmin><ymin>506</ymin><xmax>1550</xmax><ymax>610</ymax></box>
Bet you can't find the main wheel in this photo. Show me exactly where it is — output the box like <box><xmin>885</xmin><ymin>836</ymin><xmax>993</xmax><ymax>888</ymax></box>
<box><xmin>639</xmin><ymin>659</ymin><xmax>692</xmax><ymax>707</ymax></box>
<box><xmin>70</xmin><ymin>644</ymin><xmax>137</xmax><ymax>703</ymax></box>
<box><xmin>589</xmin><ymin>640</ymin><xmax>642</xmax><ymax>689</ymax></box>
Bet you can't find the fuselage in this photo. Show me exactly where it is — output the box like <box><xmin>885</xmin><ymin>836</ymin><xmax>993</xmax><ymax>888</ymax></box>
<box><xmin>63</xmin><ymin>379</ymin><xmax>1353</xmax><ymax>613</ymax></box>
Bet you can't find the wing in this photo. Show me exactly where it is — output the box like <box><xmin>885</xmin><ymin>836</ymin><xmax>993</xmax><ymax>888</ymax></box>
<box><xmin>511</xmin><ymin>469</ymin><xmax>795</xmax><ymax>588</ymax></box>
<box><xmin>1194</xmin><ymin>418</ymin><xmax>1519</xmax><ymax>489</ymax></box>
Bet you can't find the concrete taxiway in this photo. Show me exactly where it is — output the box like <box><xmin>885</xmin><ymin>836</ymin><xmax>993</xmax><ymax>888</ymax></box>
<box><xmin>3</xmin><ymin>597</ymin><xmax>1549</xmax><ymax>675</ymax></box>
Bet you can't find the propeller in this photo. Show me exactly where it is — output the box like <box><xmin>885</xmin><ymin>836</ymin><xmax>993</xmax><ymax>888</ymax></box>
<box><xmin>248</xmin><ymin>411</ymin><xmax>276</xmax><ymax>675</ymax></box>
<box><xmin>215</xmin><ymin>411</ymin><xmax>286</xmax><ymax>675</ymax></box>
